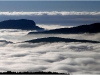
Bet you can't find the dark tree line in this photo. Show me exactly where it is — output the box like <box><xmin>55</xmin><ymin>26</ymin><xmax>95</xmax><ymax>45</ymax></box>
<box><xmin>0</xmin><ymin>71</ymin><xmax>70</xmax><ymax>74</ymax></box>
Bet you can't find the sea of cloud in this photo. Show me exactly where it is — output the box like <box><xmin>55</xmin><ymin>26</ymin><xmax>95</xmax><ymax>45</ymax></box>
<box><xmin>0</xmin><ymin>26</ymin><xmax>100</xmax><ymax>75</ymax></box>
<box><xmin>0</xmin><ymin>41</ymin><xmax>100</xmax><ymax>75</ymax></box>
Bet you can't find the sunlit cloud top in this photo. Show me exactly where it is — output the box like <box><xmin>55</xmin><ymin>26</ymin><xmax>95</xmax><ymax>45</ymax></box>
<box><xmin>0</xmin><ymin>11</ymin><xmax>100</xmax><ymax>16</ymax></box>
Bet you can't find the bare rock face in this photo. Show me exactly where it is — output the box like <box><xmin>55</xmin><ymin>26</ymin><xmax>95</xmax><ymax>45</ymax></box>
<box><xmin>0</xmin><ymin>19</ymin><xmax>43</xmax><ymax>30</ymax></box>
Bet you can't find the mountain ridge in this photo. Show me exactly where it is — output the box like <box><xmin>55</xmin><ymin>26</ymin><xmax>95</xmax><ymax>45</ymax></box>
<box><xmin>28</xmin><ymin>23</ymin><xmax>100</xmax><ymax>34</ymax></box>
<box><xmin>23</xmin><ymin>37</ymin><xmax>100</xmax><ymax>43</ymax></box>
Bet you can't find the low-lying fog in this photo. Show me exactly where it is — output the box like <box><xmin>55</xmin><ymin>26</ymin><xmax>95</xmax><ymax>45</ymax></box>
<box><xmin>0</xmin><ymin>25</ymin><xmax>100</xmax><ymax>75</ymax></box>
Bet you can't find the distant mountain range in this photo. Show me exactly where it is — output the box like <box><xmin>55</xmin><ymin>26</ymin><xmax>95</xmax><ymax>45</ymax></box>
<box><xmin>0</xmin><ymin>19</ymin><xmax>43</xmax><ymax>30</ymax></box>
<box><xmin>28</xmin><ymin>23</ymin><xmax>100</xmax><ymax>34</ymax></box>
<box><xmin>24</xmin><ymin>37</ymin><xmax>100</xmax><ymax>43</ymax></box>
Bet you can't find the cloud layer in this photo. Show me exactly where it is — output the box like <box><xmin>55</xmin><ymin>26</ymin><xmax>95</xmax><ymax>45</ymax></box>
<box><xmin>37</xmin><ymin>24</ymin><xmax>73</xmax><ymax>30</ymax></box>
<box><xmin>0</xmin><ymin>11</ymin><xmax>100</xmax><ymax>16</ymax></box>
<box><xmin>0</xmin><ymin>42</ymin><xmax>100</xmax><ymax>74</ymax></box>
<box><xmin>0</xmin><ymin>28</ymin><xmax>100</xmax><ymax>74</ymax></box>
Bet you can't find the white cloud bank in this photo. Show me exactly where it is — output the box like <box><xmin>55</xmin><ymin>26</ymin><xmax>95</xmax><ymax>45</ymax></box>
<box><xmin>37</xmin><ymin>24</ymin><xmax>73</xmax><ymax>30</ymax></box>
<box><xmin>0</xmin><ymin>29</ymin><xmax>100</xmax><ymax>74</ymax></box>
<box><xmin>0</xmin><ymin>42</ymin><xmax>100</xmax><ymax>74</ymax></box>
<box><xmin>0</xmin><ymin>11</ymin><xmax>100</xmax><ymax>16</ymax></box>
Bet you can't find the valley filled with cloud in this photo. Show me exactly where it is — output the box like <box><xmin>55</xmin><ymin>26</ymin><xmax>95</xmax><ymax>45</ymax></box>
<box><xmin>0</xmin><ymin>25</ymin><xmax>100</xmax><ymax>75</ymax></box>
<box><xmin>0</xmin><ymin>1</ymin><xmax>100</xmax><ymax>75</ymax></box>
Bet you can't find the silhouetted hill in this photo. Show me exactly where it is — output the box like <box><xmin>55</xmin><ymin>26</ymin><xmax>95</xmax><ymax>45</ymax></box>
<box><xmin>24</xmin><ymin>37</ymin><xmax>100</xmax><ymax>43</ymax></box>
<box><xmin>28</xmin><ymin>23</ymin><xmax>100</xmax><ymax>34</ymax></box>
<box><xmin>0</xmin><ymin>19</ymin><xmax>43</xmax><ymax>30</ymax></box>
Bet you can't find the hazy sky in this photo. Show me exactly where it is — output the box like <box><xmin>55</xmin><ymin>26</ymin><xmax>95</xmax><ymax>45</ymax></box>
<box><xmin>0</xmin><ymin>1</ymin><xmax>100</xmax><ymax>26</ymax></box>
<box><xmin>0</xmin><ymin>1</ymin><xmax>99</xmax><ymax>12</ymax></box>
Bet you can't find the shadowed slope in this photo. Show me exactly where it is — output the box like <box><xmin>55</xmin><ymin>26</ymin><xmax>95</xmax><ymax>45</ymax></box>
<box><xmin>28</xmin><ymin>23</ymin><xmax>100</xmax><ymax>34</ymax></box>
